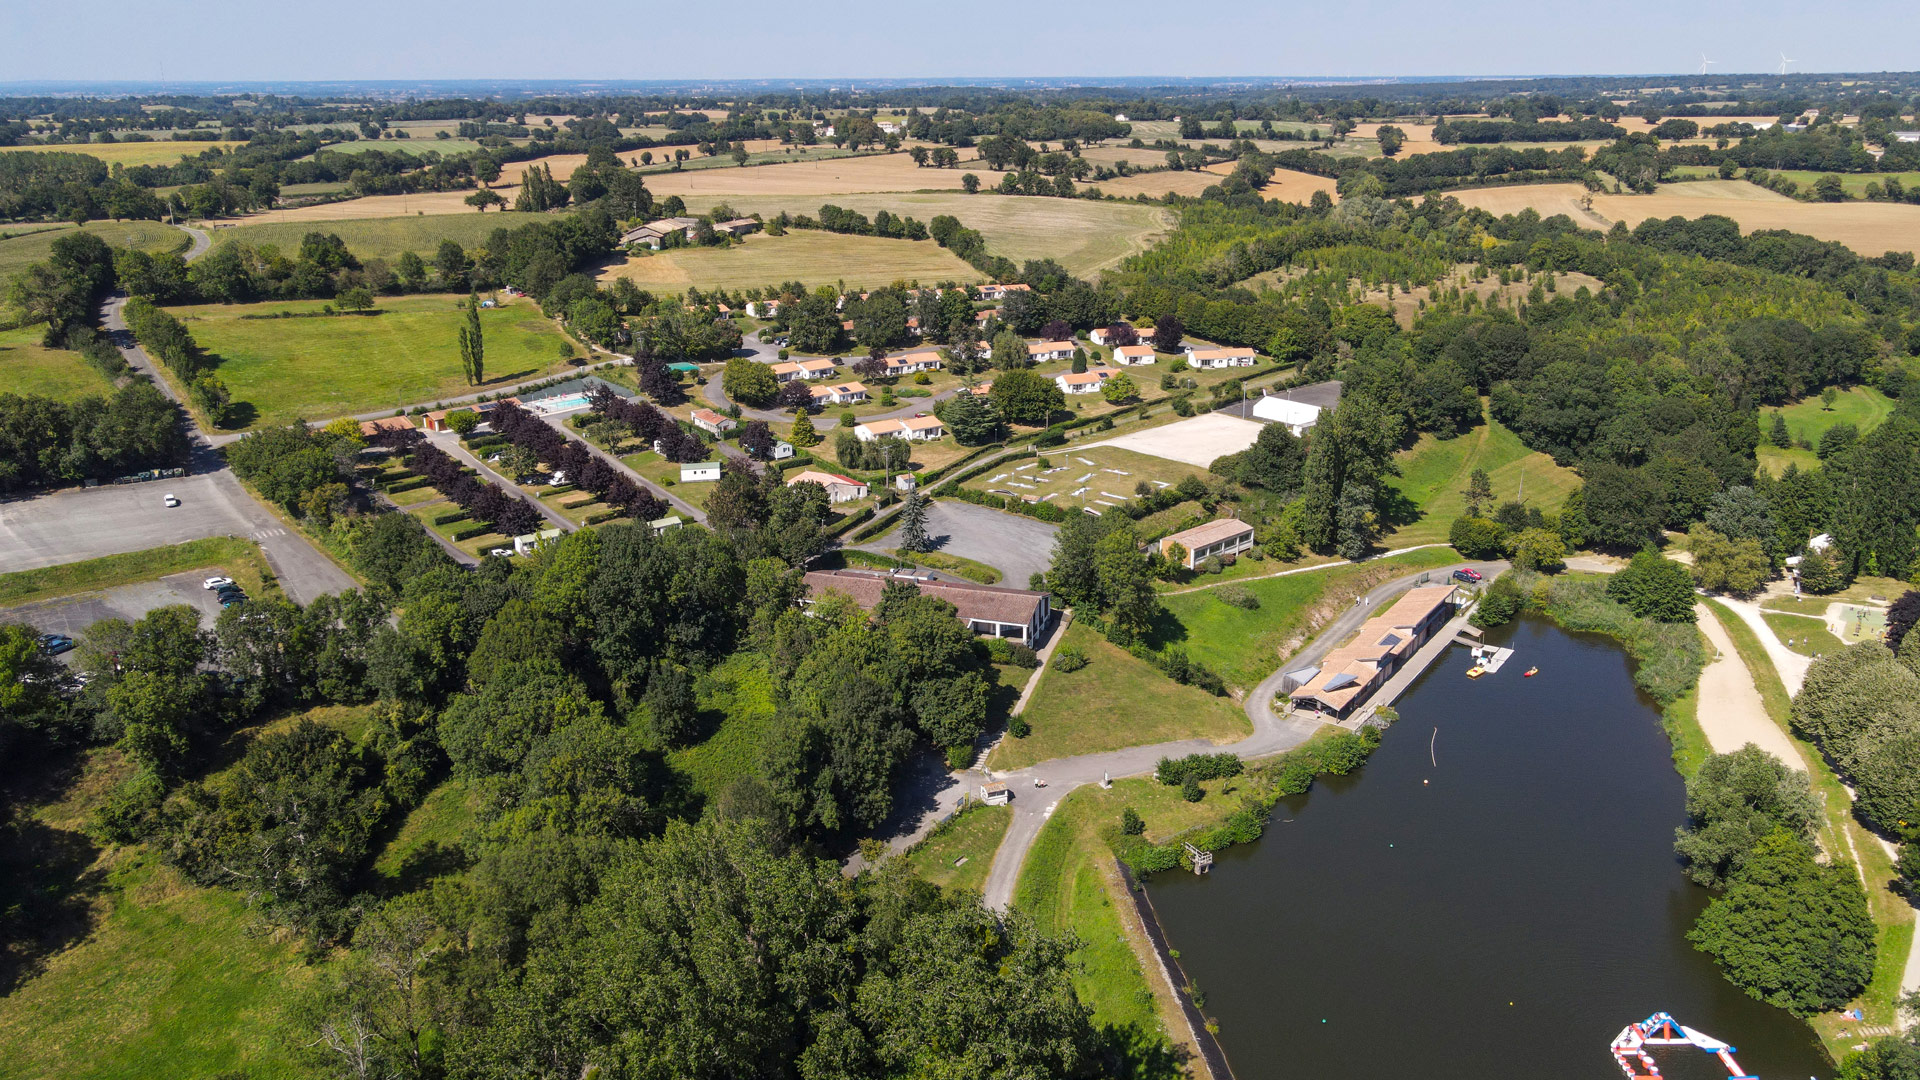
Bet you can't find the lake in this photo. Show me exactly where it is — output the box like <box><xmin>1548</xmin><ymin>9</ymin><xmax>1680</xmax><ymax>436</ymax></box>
<box><xmin>1146</xmin><ymin>615</ymin><xmax>1832</xmax><ymax>1080</ymax></box>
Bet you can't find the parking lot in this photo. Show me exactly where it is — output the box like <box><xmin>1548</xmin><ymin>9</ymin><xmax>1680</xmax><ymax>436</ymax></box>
<box><xmin>0</xmin><ymin>471</ymin><xmax>355</xmax><ymax>604</ymax></box>
<box><xmin>2</xmin><ymin>572</ymin><xmax>227</xmax><ymax>654</ymax></box>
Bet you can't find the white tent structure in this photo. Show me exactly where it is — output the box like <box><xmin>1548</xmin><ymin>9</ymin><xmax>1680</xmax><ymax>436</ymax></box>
<box><xmin>1252</xmin><ymin>395</ymin><xmax>1323</xmax><ymax>435</ymax></box>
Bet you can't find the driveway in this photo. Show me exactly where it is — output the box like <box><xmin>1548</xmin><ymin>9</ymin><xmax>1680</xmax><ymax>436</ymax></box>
<box><xmin>1</xmin><ymin>572</ymin><xmax>225</xmax><ymax>645</ymax></box>
<box><xmin>0</xmin><ymin>473</ymin><xmax>355</xmax><ymax>605</ymax></box>
<box><xmin>911</xmin><ymin>500</ymin><xmax>1060</xmax><ymax>588</ymax></box>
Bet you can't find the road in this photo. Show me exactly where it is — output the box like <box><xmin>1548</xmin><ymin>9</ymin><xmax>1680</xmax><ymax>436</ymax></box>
<box><xmin>853</xmin><ymin>499</ymin><xmax>1060</xmax><ymax>587</ymax></box>
<box><xmin>0</xmin><ymin>472</ymin><xmax>356</xmax><ymax>605</ymax></box>
<box><xmin>974</xmin><ymin>557</ymin><xmax>1504</xmax><ymax>911</ymax></box>
<box><xmin>1</xmin><ymin>572</ymin><xmax>227</xmax><ymax>643</ymax></box>
<box><xmin>532</xmin><ymin>412</ymin><xmax>707</xmax><ymax>523</ymax></box>
<box><xmin>428</xmin><ymin>431</ymin><xmax>578</xmax><ymax>534</ymax></box>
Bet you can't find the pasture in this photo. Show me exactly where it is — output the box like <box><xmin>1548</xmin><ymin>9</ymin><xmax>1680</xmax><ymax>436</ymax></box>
<box><xmin>1448</xmin><ymin>181</ymin><xmax>1920</xmax><ymax>258</ymax></box>
<box><xmin>727</xmin><ymin>193</ymin><xmax>1174</xmax><ymax>278</ymax></box>
<box><xmin>1753</xmin><ymin>170</ymin><xmax>1920</xmax><ymax>198</ymax></box>
<box><xmin>641</xmin><ymin>151</ymin><xmax>970</xmax><ymax>198</ymax></box>
<box><xmin>214</xmin><ymin>189</ymin><xmax>521</xmax><ymax>224</ymax></box>
<box><xmin>598</xmin><ymin>229</ymin><xmax>980</xmax><ymax>293</ymax></box>
<box><xmin>0</xmin><ymin>220</ymin><xmax>183</xmax><ymax>292</ymax></box>
<box><xmin>165</xmin><ymin>294</ymin><xmax>575</xmax><ymax>428</ymax></box>
<box><xmin>209</xmin><ymin>212</ymin><xmax>542</xmax><ymax>261</ymax></box>
<box><xmin>0</xmin><ymin>140</ymin><xmax>242</xmax><ymax>168</ymax></box>
<box><xmin>963</xmin><ymin>446</ymin><xmax>1206</xmax><ymax>515</ymax></box>
<box><xmin>0</xmin><ymin>324</ymin><xmax>118</xmax><ymax>401</ymax></box>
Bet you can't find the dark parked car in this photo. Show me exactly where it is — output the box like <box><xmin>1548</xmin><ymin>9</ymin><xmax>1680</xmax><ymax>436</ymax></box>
<box><xmin>38</xmin><ymin>634</ymin><xmax>75</xmax><ymax>656</ymax></box>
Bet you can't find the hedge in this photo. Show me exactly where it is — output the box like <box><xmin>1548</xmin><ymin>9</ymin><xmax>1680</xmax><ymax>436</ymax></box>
<box><xmin>382</xmin><ymin>477</ymin><xmax>430</xmax><ymax>495</ymax></box>
<box><xmin>431</xmin><ymin>510</ymin><xmax>469</xmax><ymax>526</ymax></box>
<box><xmin>773</xmin><ymin>453</ymin><xmax>818</xmax><ymax>474</ymax></box>
<box><xmin>824</xmin><ymin>505</ymin><xmax>877</xmax><ymax>539</ymax></box>
<box><xmin>449</xmin><ymin>524</ymin><xmax>493</xmax><ymax>542</ymax></box>
<box><xmin>945</xmin><ymin>484</ymin><xmax>1072</xmax><ymax>523</ymax></box>
<box><xmin>584</xmin><ymin>510</ymin><xmax>625</xmax><ymax>526</ymax></box>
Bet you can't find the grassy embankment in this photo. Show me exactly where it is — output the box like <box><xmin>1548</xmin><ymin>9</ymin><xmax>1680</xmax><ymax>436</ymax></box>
<box><xmin>1756</xmin><ymin>385</ymin><xmax>1895</xmax><ymax>475</ymax></box>
<box><xmin>0</xmin><ymin>537</ymin><xmax>277</xmax><ymax>609</ymax></box>
<box><xmin>1701</xmin><ymin>599</ymin><xmax>1915</xmax><ymax>1056</ymax></box>
<box><xmin>905</xmin><ymin>804</ymin><xmax>1013</xmax><ymax>893</ymax></box>
<box><xmin>1384</xmin><ymin>414</ymin><xmax>1580</xmax><ymax>548</ymax></box>
<box><xmin>163</xmin><ymin>294</ymin><xmax>576</xmax><ymax>430</ymax></box>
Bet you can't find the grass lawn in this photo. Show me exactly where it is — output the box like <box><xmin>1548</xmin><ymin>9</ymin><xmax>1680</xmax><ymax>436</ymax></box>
<box><xmin>1761</xmin><ymin>611</ymin><xmax>1846</xmax><ymax>657</ymax></box>
<box><xmin>1756</xmin><ymin>385</ymin><xmax>1894</xmax><ymax>476</ymax></box>
<box><xmin>1759</xmin><ymin>596</ymin><xmax>1833</xmax><ymax>616</ymax></box>
<box><xmin>620</xmin><ymin>450</ymin><xmax>717</xmax><ymax>511</ymax></box>
<box><xmin>1701</xmin><ymin>600</ymin><xmax>1915</xmax><ymax>1056</ymax></box>
<box><xmin>537</xmin><ymin>486</ymin><xmax>615</xmax><ymax>527</ymax></box>
<box><xmin>905</xmin><ymin>804</ymin><xmax>1012</xmax><ymax>893</ymax></box>
<box><xmin>0</xmin><ymin>221</ymin><xmax>183</xmax><ymax>312</ymax></box>
<box><xmin>371</xmin><ymin>778</ymin><xmax>478</xmax><ymax>893</ymax></box>
<box><xmin>599</xmin><ymin>229</ymin><xmax>979</xmax><ymax>294</ymax></box>
<box><xmin>0</xmin><ymin>140</ymin><xmax>242</xmax><ymax>168</ymax></box>
<box><xmin>727</xmin><ymin>193</ymin><xmax>1175</xmax><ymax>280</ymax></box>
<box><xmin>991</xmin><ymin>620</ymin><xmax>1250</xmax><ymax>771</ymax></box>
<box><xmin>1156</xmin><ymin>548</ymin><xmax>1462</xmax><ymax>692</ymax></box>
<box><xmin>963</xmin><ymin>446</ymin><xmax>1206</xmax><ymax>516</ymax></box>
<box><xmin>0</xmin><ymin>323</ymin><xmax>118</xmax><ymax>401</ymax></box>
<box><xmin>669</xmin><ymin>653</ymin><xmax>779</xmax><ymax>804</ymax></box>
<box><xmin>210</xmin><ymin>212</ymin><xmax>545</xmax><ymax>263</ymax></box>
<box><xmin>165</xmin><ymin>294</ymin><xmax>576</xmax><ymax>429</ymax></box>
<box><xmin>0</xmin><ymin>537</ymin><xmax>277</xmax><ymax>608</ymax></box>
<box><xmin>1384</xmin><ymin>414</ymin><xmax>1579</xmax><ymax>547</ymax></box>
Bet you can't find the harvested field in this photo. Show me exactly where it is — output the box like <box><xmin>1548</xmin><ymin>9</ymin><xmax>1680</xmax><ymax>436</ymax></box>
<box><xmin>216</xmin><ymin>189</ymin><xmax>523</xmax><ymax>224</ymax></box>
<box><xmin>725</xmin><ymin>193</ymin><xmax>1173</xmax><ymax>279</ymax></box>
<box><xmin>1450</xmin><ymin>181</ymin><xmax>1920</xmax><ymax>257</ymax></box>
<box><xmin>641</xmin><ymin>152</ymin><xmax>970</xmax><ymax>198</ymax></box>
<box><xmin>1262</xmin><ymin>167</ymin><xmax>1340</xmax><ymax>204</ymax></box>
<box><xmin>1351</xmin><ymin>122</ymin><xmax>1447</xmax><ymax>157</ymax></box>
<box><xmin>209</xmin><ymin>212</ymin><xmax>544</xmax><ymax>261</ymax></box>
<box><xmin>503</xmin><ymin>153</ymin><xmax>587</xmax><ymax>183</ymax></box>
<box><xmin>598</xmin><ymin>230</ymin><xmax>980</xmax><ymax>293</ymax></box>
<box><xmin>0</xmin><ymin>140</ymin><xmax>242</xmax><ymax>168</ymax></box>
<box><xmin>1095</xmin><ymin>168</ymin><xmax>1227</xmax><ymax>199</ymax></box>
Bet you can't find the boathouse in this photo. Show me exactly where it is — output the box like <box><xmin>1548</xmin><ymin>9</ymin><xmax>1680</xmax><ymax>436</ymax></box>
<box><xmin>1289</xmin><ymin>584</ymin><xmax>1459</xmax><ymax>718</ymax></box>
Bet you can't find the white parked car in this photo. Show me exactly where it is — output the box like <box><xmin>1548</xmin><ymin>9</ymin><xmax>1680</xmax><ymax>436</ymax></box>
<box><xmin>203</xmin><ymin>576</ymin><xmax>235</xmax><ymax>591</ymax></box>
<box><xmin>488</xmin><ymin>547</ymin><xmax>515</xmax><ymax>558</ymax></box>
<box><xmin>163</xmin><ymin>493</ymin><xmax>180</xmax><ymax>507</ymax></box>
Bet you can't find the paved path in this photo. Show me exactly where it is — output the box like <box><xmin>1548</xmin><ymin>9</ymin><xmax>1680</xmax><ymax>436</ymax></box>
<box><xmin>429</xmin><ymin>432</ymin><xmax>577</xmax><ymax>535</ymax></box>
<box><xmin>1693</xmin><ymin>603</ymin><xmax>1807</xmax><ymax>765</ymax></box>
<box><xmin>532</xmin><ymin>413</ymin><xmax>706</xmax><ymax>523</ymax></box>
<box><xmin>853</xmin><ymin>499</ymin><xmax>1060</xmax><ymax>588</ymax></box>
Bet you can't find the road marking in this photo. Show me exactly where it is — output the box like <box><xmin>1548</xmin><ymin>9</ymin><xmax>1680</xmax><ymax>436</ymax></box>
<box><xmin>250</xmin><ymin>528</ymin><xmax>286</xmax><ymax>540</ymax></box>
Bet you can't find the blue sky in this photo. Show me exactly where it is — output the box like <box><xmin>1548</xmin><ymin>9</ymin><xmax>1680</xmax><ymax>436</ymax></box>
<box><xmin>5</xmin><ymin>0</ymin><xmax>1917</xmax><ymax>83</ymax></box>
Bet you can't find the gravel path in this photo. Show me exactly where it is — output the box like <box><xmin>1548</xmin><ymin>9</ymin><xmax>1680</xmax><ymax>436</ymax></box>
<box><xmin>1692</xmin><ymin>603</ymin><xmax>1807</xmax><ymax>765</ymax></box>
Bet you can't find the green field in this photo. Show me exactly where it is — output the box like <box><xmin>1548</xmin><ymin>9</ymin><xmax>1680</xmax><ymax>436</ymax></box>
<box><xmin>1157</xmin><ymin>548</ymin><xmax>1462</xmax><ymax>692</ymax></box>
<box><xmin>620</xmin><ymin>450</ymin><xmax>717</xmax><ymax>511</ymax></box>
<box><xmin>1756</xmin><ymin>170</ymin><xmax>1920</xmax><ymax>198</ymax></box>
<box><xmin>601</xmin><ymin>229</ymin><xmax>981</xmax><ymax>293</ymax></box>
<box><xmin>0</xmin><ymin>220</ymin><xmax>184</xmax><ymax>301</ymax></box>
<box><xmin>310</xmin><ymin>137</ymin><xmax>488</xmax><ymax>157</ymax></box>
<box><xmin>1384</xmin><ymin>415</ymin><xmax>1580</xmax><ymax>546</ymax></box>
<box><xmin>1756</xmin><ymin>385</ymin><xmax>1894</xmax><ymax>475</ymax></box>
<box><xmin>905</xmin><ymin>805</ymin><xmax>1012</xmax><ymax>893</ymax></box>
<box><xmin>990</xmin><ymin>620</ymin><xmax>1250</xmax><ymax>771</ymax></box>
<box><xmin>164</xmin><ymin>294</ymin><xmax>575</xmax><ymax>428</ymax></box>
<box><xmin>724</xmin><ymin>193</ymin><xmax>1175</xmax><ymax>279</ymax></box>
<box><xmin>0</xmin><ymin>323</ymin><xmax>119</xmax><ymax>401</ymax></box>
<box><xmin>0</xmin><ymin>140</ymin><xmax>243</xmax><ymax>169</ymax></box>
<box><xmin>210</xmin><ymin>212</ymin><xmax>545</xmax><ymax>262</ymax></box>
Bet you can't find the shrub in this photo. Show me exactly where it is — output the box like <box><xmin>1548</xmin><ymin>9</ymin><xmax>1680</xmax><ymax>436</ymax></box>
<box><xmin>1009</xmin><ymin>715</ymin><xmax>1030</xmax><ymax>738</ymax></box>
<box><xmin>1181</xmin><ymin>775</ymin><xmax>1203</xmax><ymax>802</ymax></box>
<box><xmin>1121</xmin><ymin>807</ymin><xmax>1145</xmax><ymax>835</ymax></box>
<box><xmin>1156</xmin><ymin>752</ymin><xmax>1244</xmax><ymax>786</ymax></box>
<box><xmin>945</xmin><ymin>744</ymin><xmax>974</xmax><ymax>770</ymax></box>
<box><xmin>1217</xmin><ymin>584</ymin><xmax>1259</xmax><ymax>609</ymax></box>
<box><xmin>1009</xmin><ymin>644</ymin><xmax>1040</xmax><ymax>668</ymax></box>
<box><xmin>444</xmin><ymin>409</ymin><xmax>479</xmax><ymax>435</ymax></box>
<box><xmin>1052</xmin><ymin>644</ymin><xmax>1088</xmax><ymax>672</ymax></box>
<box><xmin>984</xmin><ymin>637</ymin><xmax>1014</xmax><ymax>664</ymax></box>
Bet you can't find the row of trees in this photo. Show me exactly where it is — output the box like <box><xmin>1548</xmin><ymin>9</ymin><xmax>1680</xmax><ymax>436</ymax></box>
<box><xmin>581</xmin><ymin>384</ymin><xmax>707</xmax><ymax>463</ymax></box>
<box><xmin>0</xmin><ymin>382</ymin><xmax>187</xmax><ymax>493</ymax></box>
<box><xmin>406</xmin><ymin>440</ymin><xmax>544</xmax><ymax>538</ymax></box>
<box><xmin>486</xmin><ymin>398</ymin><xmax>670</xmax><ymax>521</ymax></box>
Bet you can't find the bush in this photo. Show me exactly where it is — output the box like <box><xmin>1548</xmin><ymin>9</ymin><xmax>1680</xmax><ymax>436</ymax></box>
<box><xmin>984</xmin><ymin>637</ymin><xmax>1014</xmax><ymax>664</ymax></box>
<box><xmin>1121</xmin><ymin>806</ymin><xmax>1145</xmax><ymax>835</ymax></box>
<box><xmin>1009</xmin><ymin>643</ymin><xmax>1039</xmax><ymax>668</ymax></box>
<box><xmin>1052</xmin><ymin>644</ymin><xmax>1088</xmax><ymax>672</ymax></box>
<box><xmin>449</xmin><ymin>524</ymin><xmax>493</xmax><ymax>541</ymax></box>
<box><xmin>944</xmin><ymin>744</ymin><xmax>974</xmax><ymax>770</ymax></box>
<box><xmin>1181</xmin><ymin>775</ymin><xmax>1203</xmax><ymax>802</ymax></box>
<box><xmin>1009</xmin><ymin>715</ymin><xmax>1030</xmax><ymax>738</ymax></box>
<box><xmin>1156</xmin><ymin>752</ymin><xmax>1245</xmax><ymax>786</ymax></box>
<box><xmin>1449</xmin><ymin>515</ymin><xmax>1507</xmax><ymax>559</ymax></box>
<box><xmin>1216</xmin><ymin>584</ymin><xmax>1259</xmax><ymax>610</ymax></box>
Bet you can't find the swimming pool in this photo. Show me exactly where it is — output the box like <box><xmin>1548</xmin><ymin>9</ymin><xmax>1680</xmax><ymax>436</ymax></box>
<box><xmin>531</xmin><ymin>393</ymin><xmax>591</xmax><ymax>414</ymax></box>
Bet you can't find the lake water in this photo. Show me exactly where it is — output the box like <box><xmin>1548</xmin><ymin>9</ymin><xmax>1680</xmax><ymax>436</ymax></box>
<box><xmin>1146</xmin><ymin>616</ymin><xmax>1832</xmax><ymax>1080</ymax></box>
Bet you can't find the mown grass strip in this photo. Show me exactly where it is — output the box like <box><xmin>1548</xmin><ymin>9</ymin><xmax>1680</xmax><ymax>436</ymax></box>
<box><xmin>0</xmin><ymin>538</ymin><xmax>270</xmax><ymax>608</ymax></box>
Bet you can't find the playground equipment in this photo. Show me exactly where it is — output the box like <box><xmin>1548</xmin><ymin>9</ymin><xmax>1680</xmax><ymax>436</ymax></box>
<box><xmin>1609</xmin><ymin>1012</ymin><xmax>1754</xmax><ymax>1079</ymax></box>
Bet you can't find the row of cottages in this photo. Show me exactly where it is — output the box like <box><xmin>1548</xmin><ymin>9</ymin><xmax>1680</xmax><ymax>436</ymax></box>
<box><xmin>1186</xmin><ymin>346</ymin><xmax>1258</xmax><ymax>369</ymax></box>
<box><xmin>855</xmin><ymin>414</ymin><xmax>946</xmax><ymax>442</ymax></box>
<box><xmin>810</xmin><ymin>382</ymin><xmax>869</xmax><ymax>405</ymax></box>
<box><xmin>1056</xmin><ymin>369</ymin><xmax>1115</xmax><ymax>395</ymax></box>
<box><xmin>691</xmin><ymin>408</ymin><xmax>736</xmax><ymax>436</ymax></box>
<box><xmin>772</xmin><ymin>358</ymin><xmax>838</xmax><ymax>382</ymax></box>
<box><xmin>1028</xmin><ymin>340</ymin><xmax>1076</xmax><ymax>363</ymax></box>
<box><xmin>803</xmin><ymin>568</ymin><xmax>1055</xmax><ymax>647</ymax></box>
<box><xmin>977</xmin><ymin>283</ymin><xmax>1032</xmax><ymax>301</ymax></box>
<box><xmin>786</xmin><ymin>469</ymin><xmax>869</xmax><ymax>503</ymax></box>
<box><xmin>1288</xmin><ymin>584</ymin><xmax>1461</xmax><ymax>719</ymax></box>
<box><xmin>1113</xmin><ymin>344</ymin><xmax>1157</xmax><ymax>366</ymax></box>
<box><xmin>883</xmin><ymin>351</ymin><xmax>943</xmax><ymax>377</ymax></box>
<box><xmin>1157</xmin><ymin>518</ymin><xmax>1256</xmax><ymax>569</ymax></box>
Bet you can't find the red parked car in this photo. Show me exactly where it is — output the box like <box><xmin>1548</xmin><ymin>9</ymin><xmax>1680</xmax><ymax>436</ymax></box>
<box><xmin>1452</xmin><ymin>567</ymin><xmax>1483</xmax><ymax>583</ymax></box>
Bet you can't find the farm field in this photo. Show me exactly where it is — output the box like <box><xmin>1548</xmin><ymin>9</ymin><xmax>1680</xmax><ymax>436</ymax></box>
<box><xmin>1752</xmin><ymin>170</ymin><xmax>1920</xmax><ymax>198</ymax></box>
<box><xmin>0</xmin><ymin>323</ymin><xmax>118</xmax><ymax>401</ymax></box>
<box><xmin>209</xmin><ymin>212</ymin><xmax>542</xmax><ymax>261</ymax></box>
<box><xmin>164</xmin><ymin>294</ymin><xmax>576</xmax><ymax>428</ymax></box>
<box><xmin>1094</xmin><ymin>166</ymin><xmax>1230</xmax><ymax>199</ymax></box>
<box><xmin>598</xmin><ymin>229</ymin><xmax>980</xmax><ymax>292</ymax></box>
<box><xmin>990</xmin><ymin>620</ymin><xmax>1250</xmax><ymax>771</ymax></box>
<box><xmin>217</xmin><ymin>189</ymin><xmax>525</xmax><ymax>225</ymax></box>
<box><xmin>1383</xmin><ymin>415</ymin><xmax>1580</xmax><ymax>548</ymax></box>
<box><xmin>1756</xmin><ymin>385</ymin><xmax>1894</xmax><ymax>475</ymax></box>
<box><xmin>0</xmin><ymin>140</ymin><xmax>242</xmax><ymax>168</ymax></box>
<box><xmin>963</xmin><ymin>446</ymin><xmax>1208</xmax><ymax>515</ymax></box>
<box><xmin>640</xmin><ymin>151</ymin><xmax>970</xmax><ymax>198</ymax></box>
<box><xmin>0</xmin><ymin>219</ymin><xmax>183</xmax><ymax>294</ymax></box>
<box><xmin>726</xmin><ymin>193</ymin><xmax>1175</xmax><ymax>278</ymax></box>
<box><xmin>316</xmin><ymin>136</ymin><xmax>488</xmax><ymax>156</ymax></box>
<box><xmin>1262</xmin><ymin>167</ymin><xmax>1341</xmax><ymax>204</ymax></box>
<box><xmin>1448</xmin><ymin>180</ymin><xmax>1920</xmax><ymax>257</ymax></box>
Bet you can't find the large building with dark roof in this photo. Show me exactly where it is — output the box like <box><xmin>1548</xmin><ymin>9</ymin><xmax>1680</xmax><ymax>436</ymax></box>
<box><xmin>802</xmin><ymin>568</ymin><xmax>1054</xmax><ymax>647</ymax></box>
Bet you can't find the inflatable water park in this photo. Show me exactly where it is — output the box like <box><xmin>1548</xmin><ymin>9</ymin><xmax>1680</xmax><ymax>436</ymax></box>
<box><xmin>1610</xmin><ymin>1012</ymin><xmax>1754</xmax><ymax>1079</ymax></box>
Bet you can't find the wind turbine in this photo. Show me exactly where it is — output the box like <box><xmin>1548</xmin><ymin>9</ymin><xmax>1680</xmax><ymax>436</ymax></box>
<box><xmin>1699</xmin><ymin>53</ymin><xmax>1718</xmax><ymax>76</ymax></box>
<box><xmin>1779</xmin><ymin>52</ymin><xmax>1797</xmax><ymax>75</ymax></box>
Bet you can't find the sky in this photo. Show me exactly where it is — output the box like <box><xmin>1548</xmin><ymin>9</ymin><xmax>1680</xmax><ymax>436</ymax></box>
<box><xmin>5</xmin><ymin>0</ymin><xmax>1920</xmax><ymax>84</ymax></box>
